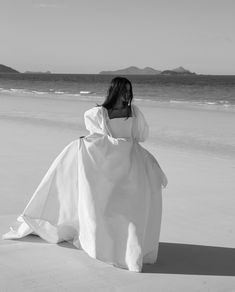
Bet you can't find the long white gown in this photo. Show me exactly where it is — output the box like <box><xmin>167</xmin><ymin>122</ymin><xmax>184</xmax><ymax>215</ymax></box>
<box><xmin>2</xmin><ymin>104</ymin><xmax>167</xmax><ymax>272</ymax></box>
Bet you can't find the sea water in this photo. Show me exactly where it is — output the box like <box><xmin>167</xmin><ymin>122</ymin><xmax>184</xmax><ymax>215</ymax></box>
<box><xmin>0</xmin><ymin>73</ymin><xmax>235</xmax><ymax>111</ymax></box>
<box><xmin>1</xmin><ymin>73</ymin><xmax>235</xmax><ymax>160</ymax></box>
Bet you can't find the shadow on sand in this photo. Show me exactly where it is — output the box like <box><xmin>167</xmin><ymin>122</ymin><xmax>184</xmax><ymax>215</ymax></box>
<box><xmin>16</xmin><ymin>236</ymin><xmax>235</xmax><ymax>276</ymax></box>
<box><xmin>142</xmin><ymin>242</ymin><xmax>235</xmax><ymax>276</ymax></box>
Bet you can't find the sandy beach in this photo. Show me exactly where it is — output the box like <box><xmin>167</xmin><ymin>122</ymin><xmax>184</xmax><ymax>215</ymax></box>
<box><xmin>1</xmin><ymin>92</ymin><xmax>235</xmax><ymax>291</ymax></box>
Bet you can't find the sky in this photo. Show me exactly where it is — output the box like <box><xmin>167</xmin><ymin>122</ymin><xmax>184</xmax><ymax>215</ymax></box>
<box><xmin>0</xmin><ymin>0</ymin><xmax>235</xmax><ymax>74</ymax></box>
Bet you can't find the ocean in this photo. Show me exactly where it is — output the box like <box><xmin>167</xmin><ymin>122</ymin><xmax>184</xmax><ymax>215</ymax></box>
<box><xmin>0</xmin><ymin>73</ymin><xmax>235</xmax><ymax>111</ymax></box>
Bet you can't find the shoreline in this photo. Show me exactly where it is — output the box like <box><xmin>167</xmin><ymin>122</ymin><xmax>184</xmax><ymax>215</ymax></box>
<box><xmin>1</xmin><ymin>93</ymin><xmax>235</xmax><ymax>160</ymax></box>
<box><xmin>1</xmin><ymin>90</ymin><xmax>235</xmax><ymax>113</ymax></box>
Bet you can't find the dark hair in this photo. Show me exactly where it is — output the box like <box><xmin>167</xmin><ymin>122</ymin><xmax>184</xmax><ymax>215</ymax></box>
<box><xmin>97</xmin><ymin>76</ymin><xmax>133</xmax><ymax>119</ymax></box>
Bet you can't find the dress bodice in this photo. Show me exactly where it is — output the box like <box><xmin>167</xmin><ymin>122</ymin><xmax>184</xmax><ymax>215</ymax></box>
<box><xmin>84</xmin><ymin>104</ymin><xmax>149</xmax><ymax>142</ymax></box>
<box><xmin>107</xmin><ymin>117</ymin><xmax>133</xmax><ymax>138</ymax></box>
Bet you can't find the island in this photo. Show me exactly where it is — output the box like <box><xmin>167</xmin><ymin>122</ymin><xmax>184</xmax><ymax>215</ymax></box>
<box><xmin>24</xmin><ymin>71</ymin><xmax>52</xmax><ymax>74</ymax></box>
<box><xmin>0</xmin><ymin>64</ymin><xmax>20</xmax><ymax>73</ymax></box>
<box><xmin>99</xmin><ymin>66</ymin><xmax>196</xmax><ymax>75</ymax></box>
<box><xmin>160</xmin><ymin>66</ymin><xmax>196</xmax><ymax>75</ymax></box>
<box><xmin>99</xmin><ymin>66</ymin><xmax>161</xmax><ymax>75</ymax></box>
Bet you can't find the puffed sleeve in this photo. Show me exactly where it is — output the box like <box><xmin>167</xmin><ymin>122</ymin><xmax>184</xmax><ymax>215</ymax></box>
<box><xmin>132</xmin><ymin>104</ymin><xmax>149</xmax><ymax>142</ymax></box>
<box><xmin>84</xmin><ymin>106</ymin><xmax>104</xmax><ymax>135</ymax></box>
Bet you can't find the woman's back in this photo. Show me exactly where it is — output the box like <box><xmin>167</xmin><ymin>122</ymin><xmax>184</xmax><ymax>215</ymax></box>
<box><xmin>107</xmin><ymin>106</ymin><xmax>132</xmax><ymax>119</ymax></box>
<box><xmin>104</xmin><ymin>105</ymin><xmax>133</xmax><ymax>139</ymax></box>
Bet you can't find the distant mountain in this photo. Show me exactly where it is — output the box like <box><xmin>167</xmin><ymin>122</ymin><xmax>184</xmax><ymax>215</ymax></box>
<box><xmin>172</xmin><ymin>66</ymin><xmax>190</xmax><ymax>73</ymax></box>
<box><xmin>161</xmin><ymin>66</ymin><xmax>196</xmax><ymax>75</ymax></box>
<box><xmin>0</xmin><ymin>64</ymin><xmax>19</xmax><ymax>73</ymax></box>
<box><xmin>99</xmin><ymin>66</ymin><xmax>161</xmax><ymax>75</ymax></box>
<box><xmin>24</xmin><ymin>70</ymin><xmax>52</xmax><ymax>74</ymax></box>
<box><xmin>100</xmin><ymin>66</ymin><xmax>196</xmax><ymax>75</ymax></box>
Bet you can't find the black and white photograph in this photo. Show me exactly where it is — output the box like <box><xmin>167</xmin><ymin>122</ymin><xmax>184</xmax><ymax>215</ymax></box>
<box><xmin>0</xmin><ymin>0</ymin><xmax>235</xmax><ymax>291</ymax></box>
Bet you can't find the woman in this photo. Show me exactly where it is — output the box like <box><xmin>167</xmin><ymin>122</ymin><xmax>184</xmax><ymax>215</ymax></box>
<box><xmin>2</xmin><ymin>77</ymin><xmax>167</xmax><ymax>272</ymax></box>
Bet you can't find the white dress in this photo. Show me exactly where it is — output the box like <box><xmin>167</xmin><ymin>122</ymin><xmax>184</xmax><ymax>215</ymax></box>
<box><xmin>2</xmin><ymin>104</ymin><xmax>167</xmax><ymax>272</ymax></box>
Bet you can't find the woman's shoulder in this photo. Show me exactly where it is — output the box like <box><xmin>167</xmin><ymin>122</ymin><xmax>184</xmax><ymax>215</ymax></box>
<box><xmin>131</xmin><ymin>104</ymin><xmax>142</xmax><ymax>117</ymax></box>
<box><xmin>84</xmin><ymin>105</ymin><xmax>103</xmax><ymax>118</ymax></box>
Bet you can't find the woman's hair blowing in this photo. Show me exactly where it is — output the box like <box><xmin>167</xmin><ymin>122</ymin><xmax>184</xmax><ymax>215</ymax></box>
<box><xmin>98</xmin><ymin>77</ymin><xmax>133</xmax><ymax>118</ymax></box>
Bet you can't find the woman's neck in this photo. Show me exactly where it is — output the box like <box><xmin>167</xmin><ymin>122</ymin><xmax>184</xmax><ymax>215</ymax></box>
<box><xmin>107</xmin><ymin>105</ymin><xmax>132</xmax><ymax>119</ymax></box>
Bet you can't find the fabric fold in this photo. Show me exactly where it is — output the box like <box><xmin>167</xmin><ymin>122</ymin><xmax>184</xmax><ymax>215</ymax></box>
<box><xmin>2</xmin><ymin>104</ymin><xmax>167</xmax><ymax>272</ymax></box>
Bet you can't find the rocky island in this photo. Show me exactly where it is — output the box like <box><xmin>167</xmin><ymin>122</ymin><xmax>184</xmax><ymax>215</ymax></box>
<box><xmin>99</xmin><ymin>66</ymin><xmax>196</xmax><ymax>75</ymax></box>
<box><xmin>0</xmin><ymin>64</ymin><xmax>53</xmax><ymax>74</ymax></box>
<box><xmin>0</xmin><ymin>64</ymin><xmax>19</xmax><ymax>73</ymax></box>
<box><xmin>24</xmin><ymin>71</ymin><xmax>52</xmax><ymax>74</ymax></box>
<box><xmin>160</xmin><ymin>66</ymin><xmax>196</xmax><ymax>75</ymax></box>
<box><xmin>99</xmin><ymin>66</ymin><xmax>161</xmax><ymax>75</ymax></box>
